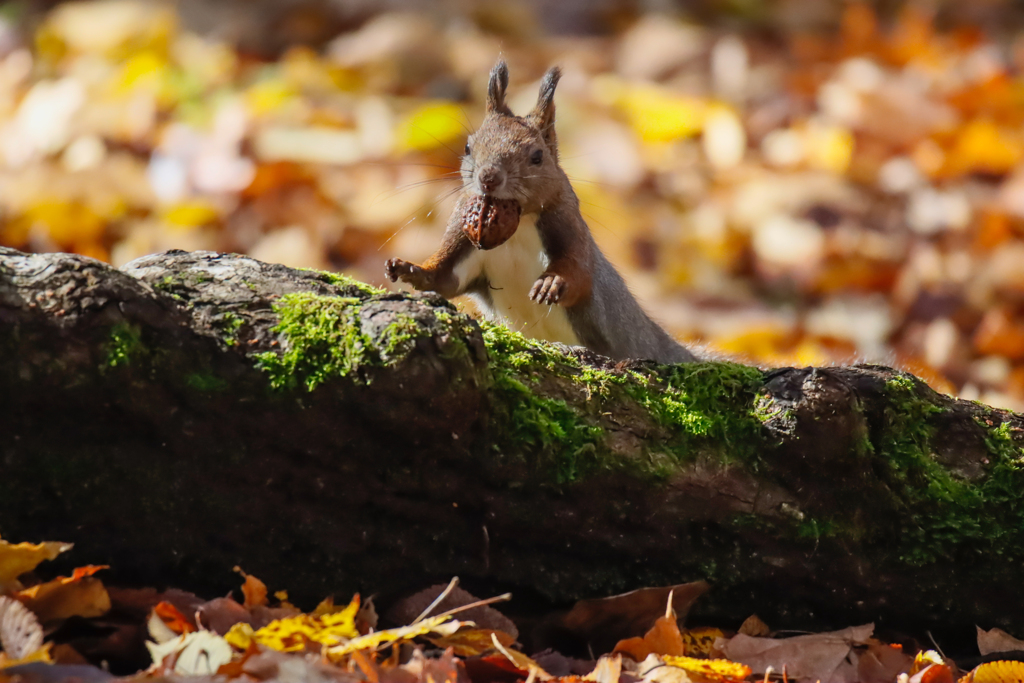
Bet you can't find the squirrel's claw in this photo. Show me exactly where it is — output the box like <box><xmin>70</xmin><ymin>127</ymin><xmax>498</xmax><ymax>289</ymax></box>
<box><xmin>530</xmin><ymin>273</ymin><xmax>566</xmax><ymax>305</ymax></box>
<box><xmin>385</xmin><ymin>258</ymin><xmax>436</xmax><ymax>293</ymax></box>
<box><xmin>384</xmin><ymin>258</ymin><xmax>419</xmax><ymax>283</ymax></box>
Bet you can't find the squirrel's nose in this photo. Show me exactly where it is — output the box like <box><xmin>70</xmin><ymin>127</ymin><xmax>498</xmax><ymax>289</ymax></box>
<box><xmin>478</xmin><ymin>167</ymin><xmax>505</xmax><ymax>194</ymax></box>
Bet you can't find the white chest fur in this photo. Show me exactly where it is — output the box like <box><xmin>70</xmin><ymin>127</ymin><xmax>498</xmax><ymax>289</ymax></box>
<box><xmin>454</xmin><ymin>213</ymin><xmax>580</xmax><ymax>346</ymax></box>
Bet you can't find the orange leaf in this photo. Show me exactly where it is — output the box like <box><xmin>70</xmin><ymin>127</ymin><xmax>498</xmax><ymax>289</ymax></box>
<box><xmin>154</xmin><ymin>601</ymin><xmax>196</xmax><ymax>635</ymax></box>
<box><xmin>234</xmin><ymin>567</ymin><xmax>268</xmax><ymax>609</ymax></box>
<box><xmin>613</xmin><ymin>599</ymin><xmax>685</xmax><ymax>660</ymax></box>
<box><xmin>914</xmin><ymin>663</ymin><xmax>954</xmax><ymax>683</ymax></box>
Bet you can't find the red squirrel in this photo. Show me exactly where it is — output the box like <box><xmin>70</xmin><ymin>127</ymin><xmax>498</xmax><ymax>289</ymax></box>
<box><xmin>385</xmin><ymin>61</ymin><xmax>696</xmax><ymax>364</ymax></box>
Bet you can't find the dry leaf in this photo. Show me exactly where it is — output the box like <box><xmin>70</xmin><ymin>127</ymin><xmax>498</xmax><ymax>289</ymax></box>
<box><xmin>961</xmin><ymin>660</ymin><xmax>1024</xmax><ymax>683</ymax></box>
<box><xmin>233</xmin><ymin>567</ymin><xmax>268</xmax><ymax>609</ymax></box>
<box><xmin>715</xmin><ymin>623</ymin><xmax>875</xmax><ymax>683</ymax></box>
<box><xmin>558</xmin><ymin>582</ymin><xmax>709</xmax><ymax>656</ymax></box>
<box><xmin>325</xmin><ymin>614</ymin><xmax>464</xmax><ymax>661</ymax></box>
<box><xmin>584</xmin><ymin>654</ymin><xmax>622</xmax><ymax>683</ymax></box>
<box><xmin>427</xmin><ymin>627</ymin><xmax>515</xmax><ymax>657</ymax></box>
<box><xmin>663</xmin><ymin>655</ymin><xmax>752</xmax><ymax>683</ymax></box>
<box><xmin>977</xmin><ymin>627</ymin><xmax>1024</xmax><ymax>656</ymax></box>
<box><xmin>737</xmin><ymin>615</ymin><xmax>770</xmax><ymax>638</ymax></box>
<box><xmin>16</xmin><ymin>566</ymin><xmax>110</xmax><ymax>623</ymax></box>
<box><xmin>0</xmin><ymin>596</ymin><xmax>43</xmax><ymax>660</ymax></box>
<box><xmin>0</xmin><ymin>539</ymin><xmax>72</xmax><ymax>592</ymax></box>
<box><xmin>146</xmin><ymin>631</ymin><xmax>233</xmax><ymax>675</ymax></box>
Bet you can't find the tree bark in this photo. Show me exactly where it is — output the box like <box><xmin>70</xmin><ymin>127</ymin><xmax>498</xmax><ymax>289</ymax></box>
<box><xmin>1</xmin><ymin>247</ymin><xmax>1022</xmax><ymax>642</ymax></box>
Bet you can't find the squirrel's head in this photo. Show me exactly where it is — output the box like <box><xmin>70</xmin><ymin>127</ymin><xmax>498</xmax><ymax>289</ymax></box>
<box><xmin>461</xmin><ymin>60</ymin><xmax>564</xmax><ymax>212</ymax></box>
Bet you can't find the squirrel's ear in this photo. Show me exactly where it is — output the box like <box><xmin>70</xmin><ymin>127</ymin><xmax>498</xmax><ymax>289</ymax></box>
<box><xmin>486</xmin><ymin>60</ymin><xmax>511</xmax><ymax>115</ymax></box>
<box><xmin>529</xmin><ymin>66</ymin><xmax>561</xmax><ymax>147</ymax></box>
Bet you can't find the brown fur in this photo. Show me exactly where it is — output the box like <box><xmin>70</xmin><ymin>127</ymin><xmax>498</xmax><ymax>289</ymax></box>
<box><xmin>385</xmin><ymin>61</ymin><xmax>696</xmax><ymax>364</ymax></box>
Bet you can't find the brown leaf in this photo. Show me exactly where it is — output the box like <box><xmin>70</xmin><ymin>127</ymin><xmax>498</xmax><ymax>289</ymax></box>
<box><xmin>555</xmin><ymin>582</ymin><xmax>708</xmax><ymax>657</ymax></box>
<box><xmin>737</xmin><ymin>615</ymin><xmax>770</xmax><ymax>638</ymax></box>
<box><xmin>386</xmin><ymin>585</ymin><xmax>517</xmax><ymax>640</ymax></box>
<box><xmin>234</xmin><ymin>567</ymin><xmax>268</xmax><ymax>609</ymax></box>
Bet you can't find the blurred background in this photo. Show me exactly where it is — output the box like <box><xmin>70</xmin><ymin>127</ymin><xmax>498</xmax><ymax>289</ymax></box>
<box><xmin>5</xmin><ymin>0</ymin><xmax>1024</xmax><ymax>406</ymax></box>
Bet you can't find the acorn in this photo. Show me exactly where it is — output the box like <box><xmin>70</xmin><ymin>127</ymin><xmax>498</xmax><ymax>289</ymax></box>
<box><xmin>461</xmin><ymin>195</ymin><xmax>521</xmax><ymax>250</ymax></box>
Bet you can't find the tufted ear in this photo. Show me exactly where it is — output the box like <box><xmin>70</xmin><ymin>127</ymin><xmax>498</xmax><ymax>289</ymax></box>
<box><xmin>486</xmin><ymin>60</ymin><xmax>511</xmax><ymax>115</ymax></box>
<box><xmin>528</xmin><ymin>66</ymin><xmax>561</xmax><ymax>151</ymax></box>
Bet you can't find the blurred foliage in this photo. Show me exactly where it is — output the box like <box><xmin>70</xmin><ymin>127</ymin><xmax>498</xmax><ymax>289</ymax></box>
<box><xmin>6</xmin><ymin>1</ymin><xmax>1024</xmax><ymax>408</ymax></box>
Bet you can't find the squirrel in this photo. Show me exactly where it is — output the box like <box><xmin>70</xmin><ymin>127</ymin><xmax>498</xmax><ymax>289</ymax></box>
<box><xmin>385</xmin><ymin>61</ymin><xmax>696</xmax><ymax>364</ymax></box>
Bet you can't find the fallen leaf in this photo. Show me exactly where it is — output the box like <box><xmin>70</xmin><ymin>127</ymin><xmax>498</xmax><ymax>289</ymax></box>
<box><xmin>16</xmin><ymin>566</ymin><xmax>110</xmax><ymax>623</ymax></box>
<box><xmin>231</xmin><ymin>594</ymin><xmax>360</xmax><ymax>653</ymax></box>
<box><xmin>427</xmin><ymin>627</ymin><xmax>515</xmax><ymax>657</ymax></box>
<box><xmin>715</xmin><ymin>623</ymin><xmax>875</xmax><ymax>683</ymax></box>
<box><xmin>557</xmin><ymin>582</ymin><xmax>709</xmax><ymax>656</ymax></box>
<box><xmin>488</xmin><ymin>632</ymin><xmax>553</xmax><ymax>681</ymax></box>
<box><xmin>584</xmin><ymin>654</ymin><xmax>622</xmax><ymax>683</ymax></box>
<box><xmin>737</xmin><ymin>615</ymin><xmax>770</xmax><ymax>638</ymax></box>
<box><xmin>0</xmin><ymin>539</ymin><xmax>72</xmax><ymax>592</ymax></box>
<box><xmin>233</xmin><ymin>567</ymin><xmax>268</xmax><ymax>609</ymax></box>
<box><xmin>681</xmin><ymin>627</ymin><xmax>726</xmax><ymax>657</ymax></box>
<box><xmin>326</xmin><ymin>614</ymin><xmax>464</xmax><ymax>661</ymax></box>
<box><xmin>146</xmin><ymin>631</ymin><xmax>233</xmax><ymax>675</ymax></box>
<box><xmin>0</xmin><ymin>597</ymin><xmax>43</xmax><ymax>660</ymax></box>
<box><xmin>663</xmin><ymin>655</ymin><xmax>752</xmax><ymax>683</ymax></box>
<box><xmin>977</xmin><ymin>627</ymin><xmax>1024</xmax><ymax>656</ymax></box>
<box><xmin>961</xmin><ymin>660</ymin><xmax>1024</xmax><ymax>683</ymax></box>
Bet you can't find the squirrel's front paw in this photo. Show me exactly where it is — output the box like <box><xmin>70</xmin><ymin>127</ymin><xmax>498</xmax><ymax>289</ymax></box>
<box><xmin>385</xmin><ymin>258</ymin><xmax>424</xmax><ymax>286</ymax></box>
<box><xmin>530</xmin><ymin>273</ymin><xmax>566</xmax><ymax>305</ymax></box>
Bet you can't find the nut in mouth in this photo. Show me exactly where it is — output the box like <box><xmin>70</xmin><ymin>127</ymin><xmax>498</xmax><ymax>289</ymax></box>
<box><xmin>461</xmin><ymin>195</ymin><xmax>521</xmax><ymax>250</ymax></box>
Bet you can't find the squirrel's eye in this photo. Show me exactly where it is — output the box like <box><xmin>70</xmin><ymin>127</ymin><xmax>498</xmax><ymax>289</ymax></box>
<box><xmin>530</xmin><ymin>149</ymin><xmax>543</xmax><ymax>165</ymax></box>
<box><xmin>464</xmin><ymin>142</ymin><xmax>471</xmax><ymax>156</ymax></box>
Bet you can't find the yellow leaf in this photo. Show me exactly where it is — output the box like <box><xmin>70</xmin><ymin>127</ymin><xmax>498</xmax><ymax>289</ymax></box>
<box><xmin>23</xmin><ymin>201</ymin><xmax>107</xmax><ymax>246</ymax></box>
<box><xmin>663</xmin><ymin>655</ymin><xmax>752</xmax><ymax>683</ymax></box>
<box><xmin>594</xmin><ymin>75</ymin><xmax>708</xmax><ymax>143</ymax></box>
<box><xmin>224</xmin><ymin>622</ymin><xmax>254</xmax><ymax>650</ymax></box>
<box><xmin>160</xmin><ymin>201</ymin><xmax>221</xmax><ymax>230</ymax></box>
<box><xmin>113</xmin><ymin>50</ymin><xmax>170</xmax><ymax>96</ymax></box>
<box><xmin>681</xmin><ymin>627</ymin><xmax>726</xmax><ymax>657</ymax></box>
<box><xmin>247</xmin><ymin>595</ymin><xmax>360</xmax><ymax>652</ymax></box>
<box><xmin>0</xmin><ymin>538</ymin><xmax>72</xmax><ymax>592</ymax></box>
<box><xmin>427</xmin><ymin>627</ymin><xmax>515</xmax><ymax>657</ymax></box>
<box><xmin>395</xmin><ymin>101</ymin><xmax>467</xmax><ymax>154</ymax></box>
<box><xmin>246</xmin><ymin>78</ymin><xmax>298</xmax><ymax>117</ymax></box>
<box><xmin>964</xmin><ymin>660</ymin><xmax>1024</xmax><ymax>683</ymax></box>
<box><xmin>326</xmin><ymin>615</ymin><xmax>463</xmax><ymax>661</ymax></box>
<box><xmin>0</xmin><ymin>643</ymin><xmax>53</xmax><ymax>668</ymax></box>
<box><xmin>802</xmin><ymin>121</ymin><xmax>854</xmax><ymax>174</ymax></box>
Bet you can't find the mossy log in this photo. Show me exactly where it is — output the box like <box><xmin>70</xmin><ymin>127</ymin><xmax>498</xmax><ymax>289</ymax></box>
<box><xmin>2</xmin><ymin>247</ymin><xmax>1023</xmax><ymax>642</ymax></box>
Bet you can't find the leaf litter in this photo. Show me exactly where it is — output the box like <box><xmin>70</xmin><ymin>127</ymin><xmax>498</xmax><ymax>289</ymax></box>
<box><xmin>1</xmin><ymin>536</ymin><xmax>1021</xmax><ymax>683</ymax></box>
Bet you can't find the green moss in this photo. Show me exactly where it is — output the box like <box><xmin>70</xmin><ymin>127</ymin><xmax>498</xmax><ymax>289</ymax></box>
<box><xmin>379</xmin><ymin>312</ymin><xmax>421</xmax><ymax>359</ymax></box>
<box><xmin>255</xmin><ymin>293</ymin><xmax>371</xmax><ymax>391</ymax></box>
<box><xmin>480</xmin><ymin>321</ymin><xmax>767</xmax><ymax>483</ymax></box>
<box><xmin>105</xmin><ymin>322</ymin><xmax>144</xmax><ymax>369</ymax></box>
<box><xmin>254</xmin><ymin>292</ymin><xmax>458</xmax><ymax>391</ymax></box>
<box><xmin>218</xmin><ymin>312</ymin><xmax>244</xmax><ymax>345</ymax></box>
<box><xmin>297</xmin><ymin>267</ymin><xmax>384</xmax><ymax>297</ymax></box>
<box><xmin>186</xmin><ymin>372</ymin><xmax>229</xmax><ymax>392</ymax></box>
<box><xmin>874</xmin><ymin>375</ymin><xmax>1024</xmax><ymax>567</ymax></box>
